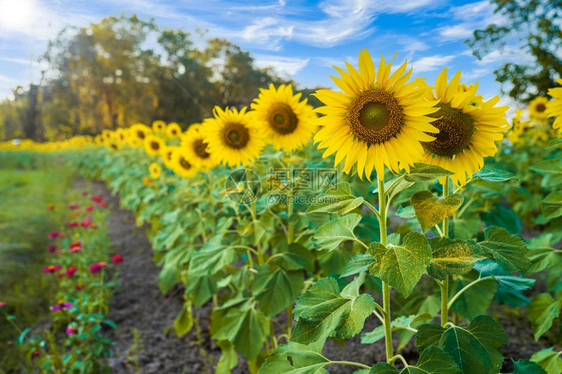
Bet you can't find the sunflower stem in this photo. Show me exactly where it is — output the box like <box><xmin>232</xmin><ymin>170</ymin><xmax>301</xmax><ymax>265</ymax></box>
<box><xmin>441</xmin><ymin>177</ymin><xmax>450</xmax><ymax>326</ymax></box>
<box><xmin>378</xmin><ymin>176</ymin><xmax>394</xmax><ymax>363</ymax></box>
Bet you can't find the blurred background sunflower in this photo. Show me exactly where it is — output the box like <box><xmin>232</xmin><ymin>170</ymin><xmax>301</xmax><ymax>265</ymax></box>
<box><xmin>180</xmin><ymin>128</ymin><xmax>216</xmax><ymax>171</ymax></box>
<box><xmin>528</xmin><ymin>96</ymin><xmax>549</xmax><ymax>120</ymax></box>
<box><xmin>546</xmin><ymin>78</ymin><xmax>562</xmax><ymax>131</ymax></box>
<box><xmin>149</xmin><ymin>162</ymin><xmax>161</xmax><ymax>179</ymax></box>
<box><xmin>171</xmin><ymin>148</ymin><xmax>200</xmax><ymax>178</ymax></box>
<box><xmin>143</xmin><ymin>134</ymin><xmax>164</xmax><ymax>157</ymax></box>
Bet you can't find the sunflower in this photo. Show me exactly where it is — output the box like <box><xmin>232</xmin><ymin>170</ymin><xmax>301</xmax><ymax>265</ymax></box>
<box><xmin>313</xmin><ymin>49</ymin><xmax>438</xmax><ymax>180</ymax></box>
<box><xmin>149</xmin><ymin>162</ymin><xmax>161</xmax><ymax>179</ymax></box>
<box><xmin>420</xmin><ymin>68</ymin><xmax>509</xmax><ymax>185</ymax></box>
<box><xmin>251</xmin><ymin>84</ymin><xmax>318</xmax><ymax>152</ymax></box>
<box><xmin>152</xmin><ymin>120</ymin><xmax>166</xmax><ymax>133</ymax></box>
<box><xmin>546</xmin><ymin>78</ymin><xmax>562</xmax><ymax>131</ymax></box>
<box><xmin>144</xmin><ymin>134</ymin><xmax>164</xmax><ymax>157</ymax></box>
<box><xmin>161</xmin><ymin>145</ymin><xmax>177</xmax><ymax>169</ymax></box>
<box><xmin>204</xmin><ymin>106</ymin><xmax>265</xmax><ymax>167</ymax></box>
<box><xmin>171</xmin><ymin>148</ymin><xmax>200</xmax><ymax>178</ymax></box>
<box><xmin>104</xmin><ymin>134</ymin><xmax>121</xmax><ymax>151</ymax></box>
<box><xmin>180</xmin><ymin>129</ymin><xmax>217</xmax><ymax>171</ymax></box>
<box><xmin>115</xmin><ymin>128</ymin><xmax>128</xmax><ymax>145</ymax></box>
<box><xmin>130</xmin><ymin>123</ymin><xmax>152</xmax><ymax>144</ymax></box>
<box><xmin>529</xmin><ymin>97</ymin><xmax>549</xmax><ymax>119</ymax></box>
<box><xmin>166</xmin><ymin>122</ymin><xmax>182</xmax><ymax>138</ymax></box>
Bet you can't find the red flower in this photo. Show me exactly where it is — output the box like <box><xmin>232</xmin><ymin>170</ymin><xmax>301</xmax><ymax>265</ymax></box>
<box><xmin>91</xmin><ymin>195</ymin><xmax>103</xmax><ymax>203</ymax></box>
<box><xmin>43</xmin><ymin>265</ymin><xmax>61</xmax><ymax>273</ymax></box>
<box><xmin>85</xmin><ymin>205</ymin><xmax>95</xmax><ymax>212</ymax></box>
<box><xmin>32</xmin><ymin>351</ymin><xmax>40</xmax><ymax>358</ymax></box>
<box><xmin>48</xmin><ymin>245</ymin><xmax>57</xmax><ymax>253</ymax></box>
<box><xmin>100</xmin><ymin>201</ymin><xmax>108</xmax><ymax>208</ymax></box>
<box><xmin>81</xmin><ymin>219</ymin><xmax>91</xmax><ymax>228</ymax></box>
<box><xmin>75</xmin><ymin>284</ymin><xmax>84</xmax><ymax>291</ymax></box>
<box><xmin>47</xmin><ymin>204</ymin><xmax>56</xmax><ymax>210</ymax></box>
<box><xmin>68</xmin><ymin>204</ymin><xmax>79</xmax><ymax>210</ymax></box>
<box><xmin>111</xmin><ymin>254</ymin><xmax>124</xmax><ymax>265</ymax></box>
<box><xmin>89</xmin><ymin>262</ymin><xmax>107</xmax><ymax>274</ymax></box>
<box><xmin>68</xmin><ymin>222</ymin><xmax>79</xmax><ymax>227</ymax></box>
<box><xmin>66</xmin><ymin>267</ymin><xmax>77</xmax><ymax>277</ymax></box>
<box><xmin>70</xmin><ymin>241</ymin><xmax>82</xmax><ymax>248</ymax></box>
<box><xmin>56</xmin><ymin>272</ymin><xmax>64</xmax><ymax>278</ymax></box>
<box><xmin>48</xmin><ymin>232</ymin><xmax>63</xmax><ymax>240</ymax></box>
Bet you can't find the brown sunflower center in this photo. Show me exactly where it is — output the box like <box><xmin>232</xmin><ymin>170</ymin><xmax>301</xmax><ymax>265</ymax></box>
<box><xmin>179</xmin><ymin>157</ymin><xmax>191</xmax><ymax>170</ymax></box>
<box><xmin>223</xmin><ymin>123</ymin><xmax>250</xmax><ymax>149</ymax></box>
<box><xmin>535</xmin><ymin>103</ymin><xmax>546</xmax><ymax>113</ymax></box>
<box><xmin>348</xmin><ymin>88</ymin><xmax>403</xmax><ymax>145</ymax></box>
<box><xmin>150</xmin><ymin>141</ymin><xmax>160</xmax><ymax>151</ymax></box>
<box><xmin>268</xmin><ymin>103</ymin><xmax>298</xmax><ymax>135</ymax></box>
<box><xmin>137</xmin><ymin>131</ymin><xmax>145</xmax><ymax>139</ymax></box>
<box><xmin>422</xmin><ymin>103</ymin><xmax>475</xmax><ymax>157</ymax></box>
<box><xmin>110</xmin><ymin>144</ymin><xmax>118</xmax><ymax>150</ymax></box>
<box><xmin>193</xmin><ymin>139</ymin><xmax>210</xmax><ymax>159</ymax></box>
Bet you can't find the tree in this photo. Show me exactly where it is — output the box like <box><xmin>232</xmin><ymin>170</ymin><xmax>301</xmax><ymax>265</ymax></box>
<box><xmin>467</xmin><ymin>0</ymin><xmax>562</xmax><ymax>102</ymax></box>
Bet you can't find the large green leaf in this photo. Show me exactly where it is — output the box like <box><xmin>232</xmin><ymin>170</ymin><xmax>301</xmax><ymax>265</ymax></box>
<box><xmin>542</xmin><ymin>191</ymin><xmax>562</xmax><ymax>220</ymax></box>
<box><xmin>157</xmin><ymin>264</ymin><xmax>181</xmax><ymax>293</ymax></box>
<box><xmin>173</xmin><ymin>300</ymin><xmax>193</xmax><ymax>337</ymax></box>
<box><xmin>473</xmin><ymin>167</ymin><xmax>516</xmax><ymax>182</ymax></box>
<box><xmin>411</xmin><ymin>190</ymin><xmax>464</xmax><ymax>232</ymax></box>
<box><xmin>184</xmin><ymin>273</ymin><xmax>219</xmax><ymax>307</ymax></box>
<box><xmin>341</xmin><ymin>253</ymin><xmax>375</xmax><ymax>277</ymax></box>
<box><xmin>312</xmin><ymin>213</ymin><xmax>362</xmax><ymax>252</ymax></box>
<box><xmin>449</xmin><ymin>275</ymin><xmax>497</xmax><ymax>320</ymax></box>
<box><xmin>475</xmin><ymin>261</ymin><xmax>535</xmax><ymax>307</ymax></box>
<box><xmin>530</xmin><ymin>159</ymin><xmax>562</xmax><ymax>174</ymax></box>
<box><xmin>416</xmin><ymin>315</ymin><xmax>507</xmax><ymax>374</ymax></box>
<box><xmin>476</xmin><ymin>227</ymin><xmax>530</xmax><ymax>273</ymax></box>
<box><xmin>254</xmin><ymin>264</ymin><xmax>304</xmax><ymax>317</ymax></box>
<box><xmin>368</xmin><ymin>232</ymin><xmax>431</xmax><ymax>296</ymax></box>
<box><xmin>509</xmin><ymin>359</ymin><xmax>547</xmax><ymax>374</ymax></box>
<box><xmin>427</xmin><ymin>237</ymin><xmax>483</xmax><ymax>280</ymax></box>
<box><xmin>370</xmin><ymin>346</ymin><xmax>461</xmax><ymax>374</ymax></box>
<box><xmin>271</xmin><ymin>243</ymin><xmax>314</xmax><ymax>271</ymax></box>
<box><xmin>211</xmin><ymin>297</ymin><xmax>270</xmax><ymax>360</ymax></box>
<box><xmin>291</xmin><ymin>277</ymin><xmax>375</xmax><ymax>344</ymax></box>
<box><xmin>216</xmin><ymin>340</ymin><xmax>238</xmax><ymax>374</ymax></box>
<box><xmin>527</xmin><ymin>234</ymin><xmax>562</xmax><ymax>273</ymax></box>
<box><xmin>404</xmin><ymin>163</ymin><xmax>454</xmax><ymax>182</ymax></box>
<box><xmin>527</xmin><ymin>293</ymin><xmax>561</xmax><ymax>340</ymax></box>
<box><xmin>189</xmin><ymin>245</ymin><xmax>236</xmax><ymax>276</ymax></box>
<box><xmin>531</xmin><ymin>348</ymin><xmax>562</xmax><ymax>374</ymax></box>
<box><xmin>258</xmin><ymin>343</ymin><xmax>329</xmax><ymax>374</ymax></box>
<box><xmin>306</xmin><ymin>183</ymin><xmax>364</xmax><ymax>215</ymax></box>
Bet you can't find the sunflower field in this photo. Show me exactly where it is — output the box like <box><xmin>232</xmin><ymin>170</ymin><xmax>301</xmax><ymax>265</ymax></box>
<box><xmin>1</xmin><ymin>46</ymin><xmax>561</xmax><ymax>374</ymax></box>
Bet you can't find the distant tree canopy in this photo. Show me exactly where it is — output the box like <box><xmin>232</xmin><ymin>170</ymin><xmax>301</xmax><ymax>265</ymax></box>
<box><xmin>467</xmin><ymin>0</ymin><xmax>562</xmax><ymax>102</ymax></box>
<box><xmin>0</xmin><ymin>15</ymin><xmax>311</xmax><ymax>141</ymax></box>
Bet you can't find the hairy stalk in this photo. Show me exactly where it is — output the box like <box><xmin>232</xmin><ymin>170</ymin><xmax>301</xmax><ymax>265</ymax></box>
<box><xmin>286</xmin><ymin>167</ymin><xmax>294</xmax><ymax>336</ymax></box>
<box><xmin>448</xmin><ymin>276</ymin><xmax>495</xmax><ymax>309</ymax></box>
<box><xmin>378</xmin><ymin>176</ymin><xmax>393</xmax><ymax>362</ymax></box>
<box><xmin>441</xmin><ymin>178</ymin><xmax>450</xmax><ymax>326</ymax></box>
<box><xmin>328</xmin><ymin>361</ymin><xmax>372</xmax><ymax>370</ymax></box>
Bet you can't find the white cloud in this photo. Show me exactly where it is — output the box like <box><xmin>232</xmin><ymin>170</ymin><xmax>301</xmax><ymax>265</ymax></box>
<box><xmin>412</xmin><ymin>54</ymin><xmax>456</xmax><ymax>73</ymax></box>
<box><xmin>253</xmin><ymin>55</ymin><xmax>310</xmax><ymax>76</ymax></box>
<box><xmin>0</xmin><ymin>74</ymin><xmax>15</xmax><ymax>82</ymax></box>
<box><xmin>436</xmin><ymin>0</ymin><xmax>506</xmax><ymax>41</ymax></box>
<box><xmin>462</xmin><ymin>67</ymin><xmax>490</xmax><ymax>81</ymax></box>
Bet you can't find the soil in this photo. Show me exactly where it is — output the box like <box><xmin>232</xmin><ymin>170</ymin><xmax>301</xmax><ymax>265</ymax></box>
<box><xmin>93</xmin><ymin>181</ymin><xmax>555</xmax><ymax>374</ymax></box>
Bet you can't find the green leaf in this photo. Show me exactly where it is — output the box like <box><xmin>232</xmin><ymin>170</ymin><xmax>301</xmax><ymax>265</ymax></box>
<box><xmin>254</xmin><ymin>264</ymin><xmax>304</xmax><ymax>317</ymax></box>
<box><xmin>367</xmin><ymin>232</ymin><xmax>431</xmax><ymax>296</ymax></box>
<box><xmin>341</xmin><ymin>253</ymin><xmax>375</xmax><ymax>277</ymax></box>
<box><xmin>370</xmin><ymin>346</ymin><xmax>461</xmax><ymax>374</ymax></box>
<box><xmin>211</xmin><ymin>297</ymin><xmax>270</xmax><ymax>360</ymax></box>
<box><xmin>416</xmin><ymin>315</ymin><xmax>507</xmax><ymax>374</ymax></box>
<box><xmin>174</xmin><ymin>300</ymin><xmax>193</xmax><ymax>337</ymax></box>
<box><xmin>291</xmin><ymin>278</ymin><xmax>375</xmax><ymax>344</ymax></box>
<box><xmin>476</xmin><ymin>226</ymin><xmax>530</xmax><ymax>273</ymax></box>
<box><xmin>306</xmin><ymin>183</ymin><xmax>364</xmax><ymax>215</ymax></box>
<box><xmin>474</xmin><ymin>167</ymin><xmax>516</xmax><ymax>182</ymax></box>
<box><xmin>527</xmin><ymin>293</ymin><xmax>561</xmax><ymax>340</ymax></box>
<box><xmin>312</xmin><ymin>213</ymin><xmax>362</xmax><ymax>251</ymax></box>
<box><xmin>531</xmin><ymin>348</ymin><xmax>562</xmax><ymax>374</ymax></box>
<box><xmin>475</xmin><ymin>261</ymin><xmax>535</xmax><ymax>307</ymax></box>
<box><xmin>509</xmin><ymin>359</ymin><xmax>547</xmax><ymax>374</ymax></box>
<box><xmin>258</xmin><ymin>344</ymin><xmax>330</xmax><ymax>374</ymax></box>
<box><xmin>216</xmin><ymin>340</ymin><xmax>238</xmax><ymax>374</ymax></box>
<box><xmin>184</xmin><ymin>273</ymin><xmax>219</xmax><ymax>307</ymax></box>
<box><xmin>404</xmin><ymin>163</ymin><xmax>454</xmax><ymax>182</ymax></box>
<box><xmin>450</xmin><ymin>276</ymin><xmax>497</xmax><ymax>320</ymax></box>
<box><xmin>542</xmin><ymin>191</ymin><xmax>562</xmax><ymax>220</ymax></box>
<box><xmin>530</xmin><ymin>159</ymin><xmax>562</xmax><ymax>174</ymax></box>
<box><xmin>158</xmin><ymin>264</ymin><xmax>181</xmax><ymax>293</ymax></box>
<box><xmin>272</xmin><ymin>243</ymin><xmax>314</xmax><ymax>271</ymax></box>
<box><xmin>427</xmin><ymin>237</ymin><xmax>483</xmax><ymax>280</ymax></box>
<box><xmin>527</xmin><ymin>234</ymin><xmax>562</xmax><ymax>273</ymax></box>
<box><xmin>411</xmin><ymin>190</ymin><xmax>464</xmax><ymax>232</ymax></box>
<box><xmin>189</xmin><ymin>245</ymin><xmax>236</xmax><ymax>276</ymax></box>
<box><xmin>361</xmin><ymin>314</ymin><xmax>431</xmax><ymax>344</ymax></box>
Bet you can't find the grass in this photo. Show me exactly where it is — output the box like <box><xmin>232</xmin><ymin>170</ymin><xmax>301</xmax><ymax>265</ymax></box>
<box><xmin>0</xmin><ymin>167</ymin><xmax>76</xmax><ymax>369</ymax></box>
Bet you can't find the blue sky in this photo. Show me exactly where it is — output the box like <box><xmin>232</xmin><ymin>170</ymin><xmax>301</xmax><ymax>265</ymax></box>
<box><xmin>0</xmin><ymin>0</ymin><xmax>523</xmax><ymax>106</ymax></box>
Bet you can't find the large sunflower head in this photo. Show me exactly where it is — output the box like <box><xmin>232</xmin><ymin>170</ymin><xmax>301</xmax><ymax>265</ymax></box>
<box><xmin>149</xmin><ymin>162</ymin><xmax>161</xmax><ymax>179</ymax></box>
<box><xmin>529</xmin><ymin>96</ymin><xmax>549</xmax><ymax>120</ymax></box>
<box><xmin>166</xmin><ymin>122</ymin><xmax>182</xmax><ymax>139</ymax></box>
<box><xmin>420</xmin><ymin>68</ymin><xmax>509</xmax><ymax>185</ymax></box>
<box><xmin>546</xmin><ymin>78</ymin><xmax>562</xmax><ymax>131</ymax></box>
<box><xmin>313</xmin><ymin>49</ymin><xmax>438</xmax><ymax>180</ymax></box>
<box><xmin>171</xmin><ymin>148</ymin><xmax>200</xmax><ymax>178</ymax></box>
<box><xmin>152</xmin><ymin>120</ymin><xmax>166</xmax><ymax>133</ymax></box>
<box><xmin>203</xmin><ymin>106</ymin><xmax>265</xmax><ymax>167</ymax></box>
<box><xmin>251</xmin><ymin>83</ymin><xmax>318</xmax><ymax>152</ymax></box>
<box><xmin>144</xmin><ymin>134</ymin><xmax>165</xmax><ymax>157</ymax></box>
<box><xmin>130</xmin><ymin>123</ymin><xmax>152</xmax><ymax>144</ymax></box>
<box><xmin>180</xmin><ymin>129</ymin><xmax>217</xmax><ymax>171</ymax></box>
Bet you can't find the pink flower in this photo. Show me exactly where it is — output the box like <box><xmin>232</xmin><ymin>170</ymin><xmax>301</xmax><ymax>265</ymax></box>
<box><xmin>48</xmin><ymin>245</ymin><xmax>57</xmax><ymax>253</ymax></box>
<box><xmin>43</xmin><ymin>265</ymin><xmax>61</xmax><ymax>273</ymax></box>
<box><xmin>32</xmin><ymin>351</ymin><xmax>40</xmax><ymax>358</ymax></box>
<box><xmin>49</xmin><ymin>232</ymin><xmax>63</xmax><ymax>240</ymax></box>
<box><xmin>91</xmin><ymin>195</ymin><xmax>103</xmax><ymax>203</ymax></box>
<box><xmin>69</xmin><ymin>247</ymin><xmax>81</xmax><ymax>253</ymax></box>
<box><xmin>68</xmin><ymin>222</ymin><xmax>79</xmax><ymax>227</ymax></box>
<box><xmin>0</xmin><ymin>301</ymin><xmax>6</xmax><ymax>308</ymax></box>
<box><xmin>66</xmin><ymin>325</ymin><xmax>78</xmax><ymax>335</ymax></box>
<box><xmin>66</xmin><ymin>267</ymin><xmax>77</xmax><ymax>277</ymax></box>
<box><xmin>81</xmin><ymin>220</ymin><xmax>91</xmax><ymax>228</ymax></box>
<box><xmin>50</xmin><ymin>301</ymin><xmax>72</xmax><ymax>311</ymax></box>
<box><xmin>68</xmin><ymin>204</ymin><xmax>79</xmax><ymax>210</ymax></box>
<box><xmin>111</xmin><ymin>254</ymin><xmax>124</xmax><ymax>265</ymax></box>
<box><xmin>89</xmin><ymin>262</ymin><xmax>107</xmax><ymax>274</ymax></box>
<box><xmin>85</xmin><ymin>204</ymin><xmax>95</xmax><ymax>212</ymax></box>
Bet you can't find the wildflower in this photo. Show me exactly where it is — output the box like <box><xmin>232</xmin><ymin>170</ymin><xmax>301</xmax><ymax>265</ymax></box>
<box><xmin>43</xmin><ymin>265</ymin><xmax>61</xmax><ymax>273</ymax></box>
<box><xmin>68</xmin><ymin>204</ymin><xmax>79</xmax><ymax>210</ymax></box>
<box><xmin>82</xmin><ymin>191</ymin><xmax>89</xmax><ymax>196</ymax></box>
<box><xmin>47</xmin><ymin>204</ymin><xmax>56</xmax><ymax>210</ymax></box>
<box><xmin>111</xmin><ymin>254</ymin><xmax>124</xmax><ymax>265</ymax></box>
<box><xmin>66</xmin><ymin>267</ymin><xmax>77</xmax><ymax>277</ymax></box>
<box><xmin>32</xmin><ymin>351</ymin><xmax>40</xmax><ymax>358</ymax></box>
<box><xmin>90</xmin><ymin>262</ymin><xmax>107</xmax><ymax>274</ymax></box>
<box><xmin>49</xmin><ymin>232</ymin><xmax>63</xmax><ymax>240</ymax></box>
<box><xmin>85</xmin><ymin>205</ymin><xmax>95</xmax><ymax>212</ymax></box>
<box><xmin>91</xmin><ymin>195</ymin><xmax>104</xmax><ymax>203</ymax></box>
<box><xmin>50</xmin><ymin>301</ymin><xmax>72</xmax><ymax>311</ymax></box>
<box><xmin>68</xmin><ymin>222</ymin><xmax>79</xmax><ymax>227</ymax></box>
<box><xmin>0</xmin><ymin>301</ymin><xmax>5</xmax><ymax>308</ymax></box>
<box><xmin>75</xmin><ymin>284</ymin><xmax>84</xmax><ymax>291</ymax></box>
<box><xmin>66</xmin><ymin>325</ymin><xmax>78</xmax><ymax>335</ymax></box>
<box><xmin>48</xmin><ymin>245</ymin><xmax>57</xmax><ymax>253</ymax></box>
